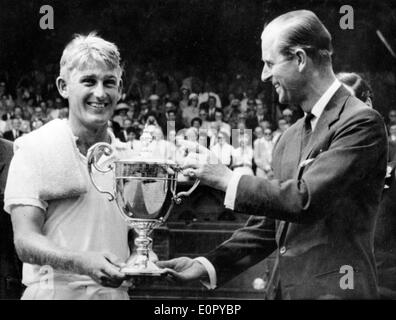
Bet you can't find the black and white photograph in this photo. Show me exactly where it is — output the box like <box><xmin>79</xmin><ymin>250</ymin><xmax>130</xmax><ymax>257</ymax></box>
<box><xmin>1</xmin><ymin>0</ymin><xmax>396</xmax><ymax>309</ymax></box>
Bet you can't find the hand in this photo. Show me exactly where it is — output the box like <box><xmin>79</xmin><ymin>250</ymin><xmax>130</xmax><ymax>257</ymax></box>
<box><xmin>75</xmin><ymin>251</ymin><xmax>127</xmax><ymax>288</ymax></box>
<box><xmin>178</xmin><ymin>140</ymin><xmax>233</xmax><ymax>192</ymax></box>
<box><xmin>156</xmin><ymin>257</ymin><xmax>208</xmax><ymax>283</ymax></box>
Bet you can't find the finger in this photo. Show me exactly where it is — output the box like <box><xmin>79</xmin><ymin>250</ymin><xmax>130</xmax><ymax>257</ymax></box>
<box><xmin>103</xmin><ymin>252</ymin><xmax>126</xmax><ymax>269</ymax></box>
<box><xmin>161</xmin><ymin>268</ymin><xmax>183</xmax><ymax>282</ymax></box>
<box><xmin>102</xmin><ymin>262</ymin><xmax>127</xmax><ymax>281</ymax></box>
<box><xmin>182</xmin><ymin>168</ymin><xmax>198</xmax><ymax>178</ymax></box>
<box><xmin>100</xmin><ymin>275</ymin><xmax>124</xmax><ymax>288</ymax></box>
<box><xmin>156</xmin><ymin>259</ymin><xmax>179</xmax><ymax>269</ymax></box>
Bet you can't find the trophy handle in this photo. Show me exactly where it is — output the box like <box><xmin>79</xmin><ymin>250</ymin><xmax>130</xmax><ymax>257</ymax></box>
<box><xmin>174</xmin><ymin>178</ymin><xmax>200</xmax><ymax>204</ymax></box>
<box><xmin>87</xmin><ymin>142</ymin><xmax>116</xmax><ymax>201</ymax></box>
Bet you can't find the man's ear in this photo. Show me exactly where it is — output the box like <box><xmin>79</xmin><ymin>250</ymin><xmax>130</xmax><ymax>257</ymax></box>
<box><xmin>366</xmin><ymin>96</ymin><xmax>373</xmax><ymax>108</ymax></box>
<box><xmin>117</xmin><ymin>79</ymin><xmax>124</xmax><ymax>102</ymax></box>
<box><xmin>294</xmin><ymin>49</ymin><xmax>307</xmax><ymax>72</ymax></box>
<box><xmin>56</xmin><ymin>76</ymin><xmax>69</xmax><ymax>99</ymax></box>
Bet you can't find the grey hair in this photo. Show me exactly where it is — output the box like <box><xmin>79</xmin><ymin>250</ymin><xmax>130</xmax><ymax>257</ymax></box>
<box><xmin>263</xmin><ymin>10</ymin><xmax>333</xmax><ymax>66</ymax></box>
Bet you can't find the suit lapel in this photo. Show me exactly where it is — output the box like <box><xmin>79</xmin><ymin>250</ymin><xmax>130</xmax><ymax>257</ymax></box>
<box><xmin>278</xmin><ymin>86</ymin><xmax>351</xmax><ymax>245</ymax></box>
<box><xmin>300</xmin><ymin>86</ymin><xmax>351</xmax><ymax>164</ymax></box>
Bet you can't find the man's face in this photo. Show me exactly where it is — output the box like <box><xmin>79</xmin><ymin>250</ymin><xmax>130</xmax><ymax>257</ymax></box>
<box><xmin>278</xmin><ymin>119</ymin><xmax>289</xmax><ymax>132</ymax></box>
<box><xmin>208</xmin><ymin>97</ymin><xmax>216</xmax><ymax>108</ymax></box>
<box><xmin>167</xmin><ymin>111</ymin><xmax>176</xmax><ymax>122</ymax></box>
<box><xmin>192</xmin><ymin>120</ymin><xmax>200</xmax><ymax>129</ymax></box>
<box><xmin>34</xmin><ymin>107</ymin><xmax>43</xmax><ymax>117</ymax></box>
<box><xmin>389</xmin><ymin>111</ymin><xmax>396</xmax><ymax>125</ymax></box>
<box><xmin>256</xmin><ymin>103</ymin><xmax>264</xmax><ymax>115</ymax></box>
<box><xmin>199</xmin><ymin>110</ymin><xmax>207</xmax><ymax>120</ymax></box>
<box><xmin>123</xmin><ymin>119</ymin><xmax>132</xmax><ymax>129</ymax></box>
<box><xmin>12</xmin><ymin>118</ymin><xmax>21</xmax><ymax>130</ymax></box>
<box><xmin>214</xmin><ymin>111</ymin><xmax>223</xmax><ymax>122</ymax></box>
<box><xmin>14</xmin><ymin>107</ymin><xmax>23</xmax><ymax>117</ymax></box>
<box><xmin>58</xmin><ymin>62</ymin><xmax>121</xmax><ymax>130</ymax></box>
<box><xmin>261</xmin><ymin>29</ymin><xmax>303</xmax><ymax>105</ymax></box>
<box><xmin>217</xmin><ymin>133</ymin><xmax>226</xmax><ymax>145</ymax></box>
<box><xmin>127</xmin><ymin>131</ymin><xmax>136</xmax><ymax>141</ymax></box>
<box><xmin>264</xmin><ymin>129</ymin><xmax>273</xmax><ymax>141</ymax></box>
<box><xmin>254</xmin><ymin>127</ymin><xmax>263</xmax><ymax>138</ymax></box>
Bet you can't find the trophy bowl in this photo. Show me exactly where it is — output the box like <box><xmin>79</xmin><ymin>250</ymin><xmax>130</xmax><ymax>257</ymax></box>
<box><xmin>87</xmin><ymin>142</ymin><xmax>199</xmax><ymax>276</ymax></box>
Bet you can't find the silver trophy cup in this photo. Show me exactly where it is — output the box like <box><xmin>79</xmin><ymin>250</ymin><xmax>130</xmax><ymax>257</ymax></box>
<box><xmin>87</xmin><ymin>142</ymin><xmax>199</xmax><ymax>276</ymax></box>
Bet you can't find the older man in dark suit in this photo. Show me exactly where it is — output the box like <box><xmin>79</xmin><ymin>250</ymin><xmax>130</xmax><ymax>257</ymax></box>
<box><xmin>0</xmin><ymin>138</ymin><xmax>23</xmax><ymax>299</ymax></box>
<box><xmin>158</xmin><ymin>10</ymin><xmax>388</xmax><ymax>299</ymax></box>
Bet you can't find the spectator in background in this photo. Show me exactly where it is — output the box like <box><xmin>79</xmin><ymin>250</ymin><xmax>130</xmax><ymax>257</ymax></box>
<box><xmin>113</xmin><ymin>103</ymin><xmax>129</xmax><ymax>127</ymax></box>
<box><xmin>0</xmin><ymin>115</ymin><xmax>8</xmax><ymax>136</ymax></box>
<box><xmin>387</xmin><ymin>109</ymin><xmax>396</xmax><ymax>132</ymax></box>
<box><xmin>211</xmin><ymin>108</ymin><xmax>231</xmax><ymax>137</ymax></box>
<box><xmin>231</xmin><ymin>132</ymin><xmax>254</xmax><ymax>176</ymax></box>
<box><xmin>125</xmin><ymin>127</ymin><xmax>142</xmax><ymax>153</ymax></box>
<box><xmin>246</xmin><ymin>99</ymin><xmax>267</xmax><ymax>130</ymax></box>
<box><xmin>31</xmin><ymin>118</ymin><xmax>44</xmax><ymax>131</ymax></box>
<box><xmin>184</xmin><ymin>127</ymin><xmax>199</xmax><ymax>143</ymax></box>
<box><xmin>19</xmin><ymin>120</ymin><xmax>31</xmax><ymax>136</ymax></box>
<box><xmin>179</xmin><ymin>85</ymin><xmax>191</xmax><ymax>112</ymax></box>
<box><xmin>272</xmin><ymin>117</ymin><xmax>290</xmax><ymax>145</ymax></box>
<box><xmin>58</xmin><ymin>106</ymin><xmax>69</xmax><ymax>119</ymax></box>
<box><xmin>137</xmin><ymin>99</ymin><xmax>150</xmax><ymax>123</ymax></box>
<box><xmin>337</xmin><ymin>72</ymin><xmax>373</xmax><ymax>108</ymax></box>
<box><xmin>337</xmin><ymin>72</ymin><xmax>396</xmax><ymax>299</ymax></box>
<box><xmin>3</xmin><ymin>117</ymin><xmax>22</xmax><ymax>141</ymax></box>
<box><xmin>240</xmin><ymin>87</ymin><xmax>256</xmax><ymax>113</ymax></box>
<box><xmin>165</xmin><ymin>108</ymin><xmax>184</xmax><ymax>133</ymax></box>
<box><xmin>191</xmin><ymin>117</ymin><xmax>202</xmax><ymax>131</ymax></box>
<box><xmin>152</xmin><ymin>126</ymin><xmax>173</xmax><ymax>159</ymax></box>
<box><xmin>198</xmin><ymin>83</ymin><xmax>222</xmax><ymax>110</ymax></box>
<box><xmin>199</xmin><ymin>105</ymin><xmax>212</xmax><ymax>133</ymax></box>
<box><xmin>281</xmin><ymin>107</ymin><xmax>294</xmax><ymax>125</ymax></box>
<box><xmin>207</xmin><ymin>94</ymin><xmax>218</xmax><ymax>121</ymax></box>
<box><xmin>148</xmin><ymin>94</ymin><xmax>161</xmax><ymax>114</ymax></box>
<box><xmin>254</xmin><ymin>127</ymin><xmax>274</xmax><ymax>179</ymax></box>
<box><xmin>210</xmin><ymin>130</ymin><xmax>232</xmax><ymax>167</ymax></box>
<box><xmin>182</xmin><ymin>93</ymin><xmax>199</xmax><ymax>128</ymax></box>
<box><xmin>13</xmin><ymin>106</ymin><xmax>24</xmax><ymax>119</ymax></box>
<box><xmin>0</xmin><ymin>138</ymin><xmax>23</xmax><ymax>299</ymax></box>
<box><xmin>224</xmin><ymin>98</ymin><xmax>241</xmax><ymax>128</ymax></box>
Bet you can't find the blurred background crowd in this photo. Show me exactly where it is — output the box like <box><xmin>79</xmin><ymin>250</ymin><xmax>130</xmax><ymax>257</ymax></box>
<box><xmin>1</xmin><ymin>65</ymin><xmax>396</xmax><ymax>179</ymax></box>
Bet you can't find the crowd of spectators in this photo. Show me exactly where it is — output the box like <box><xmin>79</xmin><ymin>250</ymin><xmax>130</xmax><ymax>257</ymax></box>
<box><xmin>0</xmin><ymin>64</ymin><xmax>302</xmax><ymax>178</ymax></box>
<box><xmin>1</xmin><ymin>66</ymin><xmax>395</xmax><ymax>179</ymax></box>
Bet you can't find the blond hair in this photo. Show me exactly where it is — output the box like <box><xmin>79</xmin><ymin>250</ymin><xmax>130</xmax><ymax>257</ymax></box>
<box><xmin>59</xmin><ymin>32</ymin><xmax>122</xmax><ymax>79</ymax></box>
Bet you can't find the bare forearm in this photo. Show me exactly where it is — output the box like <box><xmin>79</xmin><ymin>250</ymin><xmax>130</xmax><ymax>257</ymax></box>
<box><xmin>11</xmin><ymin>206</ymin><xmax>85</xmax><ymax>275</ymax></box>
<box><xmin>15</xmin><ymin>232</ymin><xmax>84</xmax><ymax>275</ymax></box>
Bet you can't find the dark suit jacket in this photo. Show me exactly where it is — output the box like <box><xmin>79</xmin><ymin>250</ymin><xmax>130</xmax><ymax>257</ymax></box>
<box><xmin>206</xmin><ymin>86</ymin><xmax>388</xmax><ymax>299</ymax></box>
<box><xmin>0</xmin><ymin>138</ymin><xmax>23</xmax><ymax>299</ymax></box>
<box><xmin>2</xmin><ymin>130</ymin><xmax>21</xmax><ymax>142</ymax></box>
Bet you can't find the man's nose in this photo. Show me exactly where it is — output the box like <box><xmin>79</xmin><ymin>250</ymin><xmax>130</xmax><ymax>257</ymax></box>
<box><xmin>93</xmin><ymin>82</ymin><xmax>106</xmax><ymax>99</ymax></box>
<box><xmin>261</xmin><ymin>65</ymin><xmax>272</xmax><ymax>82</ymax></box>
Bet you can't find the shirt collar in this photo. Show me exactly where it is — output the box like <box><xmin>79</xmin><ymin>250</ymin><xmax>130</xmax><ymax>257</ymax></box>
<box><xmin>309</xmin><ymin>79</ymin><xmax>341</xmax><ymax>120</ymax></box>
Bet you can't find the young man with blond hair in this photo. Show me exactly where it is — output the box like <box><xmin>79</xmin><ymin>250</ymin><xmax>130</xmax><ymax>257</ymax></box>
<box><xmin>5</xmin><ymin>33</ymin><xmax>132</xmax><ymax>299</ymax></box>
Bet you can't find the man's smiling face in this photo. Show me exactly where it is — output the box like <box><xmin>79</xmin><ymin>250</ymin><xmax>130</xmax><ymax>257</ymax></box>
<box><xmin>62</xmin><ymin>61</ymin><xmax>122</xmax><ymax>130</ymax></box>
<box><xmin>261</xmin><ymin>28</ymin><xmax>305</xmax><ymax>106</ymax></box>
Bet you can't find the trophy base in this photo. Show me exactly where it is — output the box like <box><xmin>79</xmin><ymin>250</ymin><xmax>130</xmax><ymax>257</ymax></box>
<box><xmin>121</xmin><ymin>260</ymin><xmax>166</xmax><ymax>277</ymax></box>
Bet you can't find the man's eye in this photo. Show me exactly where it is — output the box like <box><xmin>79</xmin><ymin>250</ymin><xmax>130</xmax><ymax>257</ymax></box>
<box><xmin>105</xmin><ymin>80</ymin><xmax>117</xmax><ymax>87</ymax></box>
<box><xmin>82</xmin><ymin>79</ymin><xmax>95</xmax><ymax>85</ymax></box>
